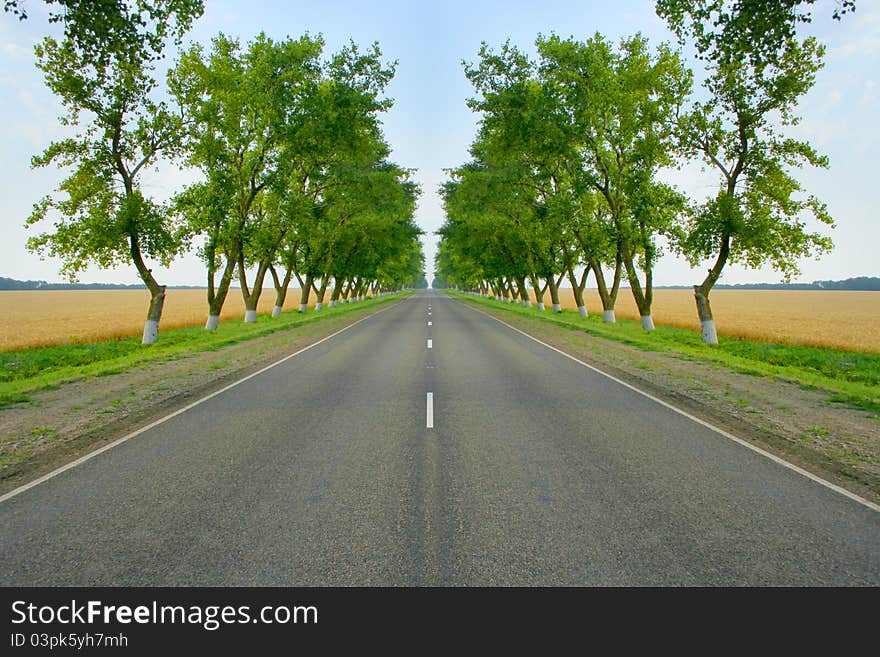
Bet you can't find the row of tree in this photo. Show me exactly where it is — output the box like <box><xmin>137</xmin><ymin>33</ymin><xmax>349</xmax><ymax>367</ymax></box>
<box><xmin>21</xmin><ymin>1</ymin><xmax>425</xmax><ymax>343</ymax></box>
<box><xmin>435</xmin><ymin>0</ymin><xmax>836</xmax><ymax>343</ymax></box>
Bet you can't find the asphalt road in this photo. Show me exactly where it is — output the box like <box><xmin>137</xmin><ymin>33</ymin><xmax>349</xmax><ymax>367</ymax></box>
<box><xmin>1</xmin><ymin>290</ymin><xmax>878</xmax><ymax>585</ymax></box>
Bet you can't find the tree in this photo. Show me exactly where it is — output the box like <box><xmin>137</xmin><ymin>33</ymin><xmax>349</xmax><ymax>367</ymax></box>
<box><xmin>266</xmin><ymin>43</ymin><xmax>397</xmax><ymax>315</ymax></box>
<box><xmin>456</xmin><ymin>35</ymin><xmax>689</xmax><ymax>326</ymax></box>
<box><xmin>25</xmin><ymin>0</ymin><xmax>203</xmax><ymax>344</ymax></box>
<box><xmin>314</xmin><ymin>160</ymin><xmax>419</xmax><ymax>304</ymax></box>
<box><xmin>658</xmin><ymin>0</ymin><xmax>834</xmax><ymax>343</ymax></box>
<box><xmin>440</xmin><ymin>157</ymin><xmax>537</xmax><ymax>304</ymax></box>
<box><xmin>462</xmin><ymin>44</ymin><xmax>576</xmax><ymax>310</ymax></box>
<box><xmin>169</xmin><ymin>32</ymin><xmax>323</xmax><ymax>328</ymax></box>
<box><xmin>539</xmin><ymin>33</ymin><xmax>691</xmax><ymax>329</ymax></box>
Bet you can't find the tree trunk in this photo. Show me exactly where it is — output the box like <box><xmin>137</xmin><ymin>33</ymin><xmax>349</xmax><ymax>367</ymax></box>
<box><xmin>238</xmin><ymin>257</ymin><xmax>256</xmax><ymax>323</ymax></box>
<box><xmin>315</xmin><ymin>276</ymin><xmax>329</xmax><ymax>310</ymax></box>
<box><xmin>609</xmin><ymin>253</ymin><xmax>623</xmax><ymax>321</ymax></box>
<box><xmin>298</xmin><ymin>273</ymin><xmax>314</xmax><ymax>312</ymax></box>
<box><xmin>531</xmin><ymin>277</ymin><xmax>549</xmax><ymax>311</ymax></box>
<box><xmin>205</xmin><ymin>252</ymin><xmax>238</xmax><ymax>330</ymax></box>
<box><xmin>269</xmin><ymin>264</ymin><xmax>293</xmax><ymax>318</ymax></box>
<box><xmin>515</xmin><ymin>276</ymin><xmax>529</xmax><ymax>306</ymax></box>
<box><xmin>127</xmin><ymin>231</ymin><xmax>167</xmax><ymax>345</ymax></box>
<box><xmin>568</xmin><ymin>267</ymin><xmax>590</xmax><ymax>317</ymax></box>
<box><xmin>694</xmin><ymin>286</ymin><xmax>717</xmax><ymax>344</ymax></box>
<box><xmin>693</xmin><ymin>233</ymin><xmax>730</xmax><ymax>345</ymax></box>
<box><xmin>142</xmin><ymin>286</ymin><xmax>166</xmax><ymax>344</ymax></box>
<box><xmin>239</xmin><ymin>257</ymin><xmax>270</xmax><ymax>323</ymax></box>
<box><xmin>590</xmin><ymin>253</ymin><xmax>622</xmax><ymax>323</ymax></box>
<box><xmin>329</xmin><ymin>279</ymin><xmax>342</xmax><ymax>307</ymax></box>
<box><xmin>548</xmin><ymin>272</ymin><xmax>564</xmax><ymax>313</ymax></box>
<box><xmin>621</xmin><ymin>241</ymin><xmax>654</xmax><ymax>331</ymax></box>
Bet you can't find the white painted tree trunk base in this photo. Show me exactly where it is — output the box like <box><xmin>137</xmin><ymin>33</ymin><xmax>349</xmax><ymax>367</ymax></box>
<box><xmin>299</xmin><ymin>304</ymin><xmax>308</xmax><ymax>313</ymax></box>
<box><xmin>329</xmin><ymin>300</ymin><xmax>337</xmax><ymax>307</ymax></box>
<box><xmin>553</xmin><ymin>303</ymin><xmax>562</xmax><ymax>313</ymax></box>
<box><xmin>205</xmin><ymin>314</ymin><xmax>220</xmax><ymax>330</ymax></box>
<box><xmin>244</xmin><ymin>310</ymin><xmax>257</xmax><ymax>323</ymax></box>
<box><xmin>701</xmin><ymin>319</ymin><xmax>719</xmax><ymax>344</ymax></box>
<box><xmin>142</xmin><ymin>320</ymin><xmax>158</xmax><ymax>344</ymax></box>
<box><xmin>537</xmin><ymin>302</ymin><xmax>545</xmax><ymax>311</ymax></box>
<box><xmin>315</xmin><ymin>302</ymin><xmax>323</xmax><ymax>311</ymax></box>
<box><xmin>271</xmin><ymin>305</ymin><xmax>282</xmax><ymax>318</ymax></box>
<box><xmin>641</xmin><ymin>315</ymin><xmax>655</xmax><ymax>331</ymax></box>
<box><xmin>578</xmin><ymin>305</ymin><xmax>588</xmax><ymax>317</ymax></box>
<box><xmin>603</xmin><ymin>310</ymin><xmax>616</xmax><ymax>323</ymax></box>
<box><xmin>522</xmin><ymin>300</ymin><xmax>531</xmax><ymax>307</ymax></box>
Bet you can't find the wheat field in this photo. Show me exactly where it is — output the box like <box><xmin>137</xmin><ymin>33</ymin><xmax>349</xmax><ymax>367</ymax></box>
<box><xmin>524</xmin><ymin>288</ymin><xmax>880</xmax><ymax>353</ymax></box>
<box><xmin>1</xmin><ymin>288</ymin><xmax>878</xmax><ymax>352</ymax></box>
<box><xmin>0</xmin><ymin>288</ymin><xmax>324</xmax><ymax>351</ymax></box>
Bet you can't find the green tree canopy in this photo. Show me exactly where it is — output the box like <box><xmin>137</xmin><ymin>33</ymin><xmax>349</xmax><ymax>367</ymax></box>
<box><xmin>25</xmin><ymin>0</ymin><xmax>204</xmax><ymax>344</ymax></box>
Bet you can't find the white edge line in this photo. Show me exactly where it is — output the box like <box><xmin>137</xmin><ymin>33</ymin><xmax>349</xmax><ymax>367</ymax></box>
<box><xmin>0</xmin><ymin>299</ymin><xmax>403</xmax><ymax>505</ymax></box>
<box><xmin>426</xmin><ymin>392</ymin><xmax>434</xmax><ymax>429</ymax></box>
<box><xmin>456</xmin><ymin>297</ymin><xmax>880</xmax><ymax>513</ymax></box>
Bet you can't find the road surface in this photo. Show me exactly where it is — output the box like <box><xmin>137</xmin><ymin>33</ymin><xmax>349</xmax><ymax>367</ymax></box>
<box><xmin>1</xmin><ymin>290</ymin><xmax>878</xmax><ymax>585</ymax></box>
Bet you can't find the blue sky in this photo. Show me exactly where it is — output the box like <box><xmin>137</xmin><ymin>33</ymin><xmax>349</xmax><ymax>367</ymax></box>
<box><xmin>0</xmin><ymin>0</ymin><xmax>877</xmax><ymax>285</ymax></box>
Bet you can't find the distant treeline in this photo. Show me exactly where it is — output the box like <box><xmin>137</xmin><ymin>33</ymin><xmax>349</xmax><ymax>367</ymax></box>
<box><xmin>656</xmin><ymin>277</ymin><xmax>880</xmax><ymax>291</ymax></box>
<box><xmin>0</xmin><ymin>277</ymin><xmax>202</xmax><ymax>291</ymax></box>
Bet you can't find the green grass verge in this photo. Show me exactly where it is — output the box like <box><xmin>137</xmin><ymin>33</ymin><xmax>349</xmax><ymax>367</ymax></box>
<box><xmin>0</xmin><ymin>292</ymin><xmax>412</xmax><ymax>409</ymax></box>
<box><xmin>449</xmin><ymin>291</ymin><xmax>880</xmax><ymax>417</ymax></box>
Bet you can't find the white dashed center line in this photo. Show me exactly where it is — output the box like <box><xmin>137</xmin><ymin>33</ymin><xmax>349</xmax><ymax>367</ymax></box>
<box><xmin>428</xmin><ymin>321</ymin><xmax>432</xmax><ymax>326</ymax></box>
<box><xmin>427</xmin><ymin>339</ymin><xmax>432</xmax><ymax>349</ymax></box>
<box><xmin>426</xmin><ymin>393</ymin><xmax>434</xmax><ymax>428</ymax></box>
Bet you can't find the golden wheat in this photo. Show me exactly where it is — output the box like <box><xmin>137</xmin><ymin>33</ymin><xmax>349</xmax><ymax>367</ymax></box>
<box><xmin>526</xmin><ymin>288</ymin><xmax>880</xmax><ymax>353</ymax></box>
<box><xmin>2</xmin><ymin>288</ymin><xmax>878</xmax><ymax>352</ymax></box>
<box><xmin>0</xmin><ymin>288</ymin><xmax>324</xmax><ymax>351</ymax></box>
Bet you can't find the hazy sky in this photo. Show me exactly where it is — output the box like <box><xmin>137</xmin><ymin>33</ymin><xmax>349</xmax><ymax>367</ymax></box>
<box><xmin>0</xmin><ymin>0</ymin><xmax>876</xmax><ymax>286</ymax></box>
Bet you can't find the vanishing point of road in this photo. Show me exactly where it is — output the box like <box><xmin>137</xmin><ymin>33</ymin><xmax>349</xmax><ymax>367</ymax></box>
<box><xmin>1</xmin><ymin>291</ymin><xmax>878</xmax><ymax>585</ymax></box>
